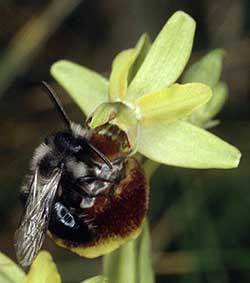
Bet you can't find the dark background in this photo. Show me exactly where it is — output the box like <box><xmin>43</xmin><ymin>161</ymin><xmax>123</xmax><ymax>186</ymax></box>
<box><xmin>0</xmin><ymin>1</ymin><xmax>250</xmax><ymax>282</ymax></box>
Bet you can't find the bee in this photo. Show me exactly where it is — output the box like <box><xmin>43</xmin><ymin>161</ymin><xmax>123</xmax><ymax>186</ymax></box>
<box><xmin>14</xmin><ymin>82</ymin><xmax>147</xmax><ymax>267</ymax></box>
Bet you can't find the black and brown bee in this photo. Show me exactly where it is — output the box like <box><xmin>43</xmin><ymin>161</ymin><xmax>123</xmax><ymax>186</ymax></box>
<box><xmin>14</xmin><ymin>82</ymin><xmax>148</xmax><ymax>267</ymax></box>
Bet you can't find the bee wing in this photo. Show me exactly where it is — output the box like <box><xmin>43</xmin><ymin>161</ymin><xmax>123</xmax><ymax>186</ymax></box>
<box><xmin>14</xmin><ymin>168</ymin><xmax>62</xmax><ymax>267</ymax></box>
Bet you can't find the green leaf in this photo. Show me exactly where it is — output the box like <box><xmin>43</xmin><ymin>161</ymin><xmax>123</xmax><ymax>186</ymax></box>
<box><xmin>135</xmin><ymin>83</ymin><xmax>212</xmax><ymax>126</ymax></box>
<box><xmin>103</xmin><ymin>240</ymin><xmax>137</xmax><ymax>283</ymax></box>
<box><xmin>137</xmin><ymin>221</ymin><xmax>155</xmax><ymax>283</ymax></box>
<box><xmin>109</xmin><ymin>34</ymin><xmax>150</xmax><ymax>102</ymax></box>
<box><xmin>138</xmin><ymin>120</ymin><xmax>241</xmax><ymax>169</ymax></box>
<box><xmin>127</xmin><ymin>11</ymin><xmax>196</xmax><ymax>102</ymax></box>
<box><xmin>182</xmin><ymin>49</ymin><xmax>224</xmax><ymax>88</ymax></box>
<box><xmin>189</xmin><ymin>82</ymin><xmax>228</xmax><ymax>127</ymax></box>
<box><xmin>51</xmin><ymin>60</ymin><xmax>109</xmax><ymax>116</ymax></box>
<box><xmin>80</xmin><ymin>275</ymin><xmax>109</xmax><ymax>283</ymax></box>
<box><xmin>25</xmin><ymin>251</ymin><xmax>61</xmax><ymax>283</ymax></box>
<box><xmin>0</xmin><ymin>252</ymin><xmax>25</xmax><ymax>283</ymax></box>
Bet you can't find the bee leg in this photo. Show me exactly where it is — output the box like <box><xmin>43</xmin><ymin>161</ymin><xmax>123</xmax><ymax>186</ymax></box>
<box><xmin>78</xmin><ymin>175</ymin><xmax>114</xmax><ymax>184</ymax></box>
<box><xmin>79</xmin><ymin>195</ymin><xmax>96</xmax><ymax>209</ymax></box>
<box><xmin>76</xmin><ymin>176</ymin><xmax>113</xmax><ymax>197</ymax></box>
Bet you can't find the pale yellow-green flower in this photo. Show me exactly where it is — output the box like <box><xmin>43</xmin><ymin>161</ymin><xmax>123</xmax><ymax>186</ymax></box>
<box><xmin>51</xmin><ymin>11</ymin><xmax>240</xmax><ymax>169</ymax></box>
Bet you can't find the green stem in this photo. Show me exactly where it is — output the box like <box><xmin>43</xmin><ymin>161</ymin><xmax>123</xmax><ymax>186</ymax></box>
<box><xmin>103</xmin><ymin>221</ymin><xmax>155</xmax><ymax>283</ymax></box>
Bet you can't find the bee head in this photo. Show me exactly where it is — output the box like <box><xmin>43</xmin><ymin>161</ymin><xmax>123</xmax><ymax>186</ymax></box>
<box><xmin>41</xmin><ymin>81</ymin><xmax>112</xmax><ymax>169</ymax></box>
<box><xmin>53</xmin><ymin>132</ymin><xmax>82</xmax><ymax>154</ymax></box>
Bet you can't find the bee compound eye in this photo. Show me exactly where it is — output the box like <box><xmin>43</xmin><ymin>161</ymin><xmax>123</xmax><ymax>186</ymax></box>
<box><xmin>54</xmin><ymin>202</ymin><xmax>75</xmax><ymax>228</ymax></box>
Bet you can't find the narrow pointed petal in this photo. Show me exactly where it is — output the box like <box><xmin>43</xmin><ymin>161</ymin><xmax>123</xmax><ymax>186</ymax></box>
<box><xmin>189</xmin><ymin>82</ymin><xmax>228</xmax><ymax>127</ymax></box>
<box><xmin>109</xmin><ymin>34</ymin><xmax>151</xmax><ymax>102</ymax></box>
<box><xmin>109</xmin><ymin>49</ymin><xmax>137</xmax><ymax>102</ymax></box>
<box><xmin>182</xmin><ymin>49</ymin><xmax>224</xmax><ymax>88</ymax></box>
<box><xmin>51</xmin><ymin>60</ymin><xmax>109</xmax><ymax>116</ymax></box>
<box><xmin>138</xmin><ymin>120</ymin><xmax>241</xmax><ymax>169</ymax></box>
<box><xmin>127</xmin><ymin>11</ymin><xmax>196</xmax><ymax>102</ymax></box>
<box><xmin>135</xmin><ymin>83</ymin><xmax>212</xmax><ymax>126</ymax></box>
<box><xmin>203</xmin><ymin>82</ymin><xmax>228</xmax><ymax>120</ymax></box>
<box><xmin>25</xmin><ymin>251</ymin><xmax>61</xmax><ymax>283</ymax></box>
<box><xmin>0</xmin><ymin>252</ymin><xmax>25</xmax><ymax>283</ymax></box>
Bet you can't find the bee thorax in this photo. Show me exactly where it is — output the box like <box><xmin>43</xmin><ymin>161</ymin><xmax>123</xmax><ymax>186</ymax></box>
<box><xmin>31</xmin><ymin>143</ymin><xmax>52</xmax><ymax>171</ymax></box>
<box><xmin>65</xmin><ymin>159</ymin><xmax>89</xmax><ymax>178</ymax></box>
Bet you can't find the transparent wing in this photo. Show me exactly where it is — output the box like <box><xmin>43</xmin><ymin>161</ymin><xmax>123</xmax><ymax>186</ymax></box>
<box><xmin>14</xmin><ymin>168</ymin><xmax>62</xmax><ymax>267</ymax></box>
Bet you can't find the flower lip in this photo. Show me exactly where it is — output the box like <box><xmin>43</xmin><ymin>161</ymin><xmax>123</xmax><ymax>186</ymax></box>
<box><xmin>49</xmin><ymin>142</ymin><xmax>148</xmax><ymax>258</ymax></box>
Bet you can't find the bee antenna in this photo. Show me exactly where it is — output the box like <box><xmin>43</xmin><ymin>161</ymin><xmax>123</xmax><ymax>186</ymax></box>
<box><xmin>85</xmin><ymin>141</ymin><xmax>113</xmax><ymax>169</ymax></box>
<box><xmin>41</xmin><ymin>81</ymin><xmax>71</xmax><ymax>129</ymax></box>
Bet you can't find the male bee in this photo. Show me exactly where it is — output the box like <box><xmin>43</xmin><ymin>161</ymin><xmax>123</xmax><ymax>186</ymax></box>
<box><xmin>14</xmin><ymin>82</ymin><xmax>147</xmax><ymax>267</ymax></box>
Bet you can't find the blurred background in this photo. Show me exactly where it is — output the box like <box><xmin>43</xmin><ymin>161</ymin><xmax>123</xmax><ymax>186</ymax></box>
<box><xmin>0</xmin><ymin>0</ymin><xmax>250</xmax><ymax>282</ymax></box>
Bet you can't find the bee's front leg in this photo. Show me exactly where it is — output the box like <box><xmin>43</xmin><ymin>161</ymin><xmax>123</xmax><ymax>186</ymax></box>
<box><xmin>76</xmin><ymin>176</ymin><xmax>113</xmax><ymax>197</ymax></box>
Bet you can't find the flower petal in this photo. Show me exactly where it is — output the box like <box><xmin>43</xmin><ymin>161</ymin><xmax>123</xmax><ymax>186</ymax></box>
<box><xmin>88</xmin><ymin>102</ymin><xmax>138</xmax><ymax>149</ymax></box>
<box><xmin>109</xmin><ymin>49</ymin><xmax>136</xmax><ymax>102</ymax></box>
<box><xmin>189</xmin><ymin>82</ymin><xmax>228</xmax><ymax>127</ymax></box>
<box><xmin>138</xmin><ymin>120</ymin><xmax>241</xmax><ymax>169</ymax></box>
<box><xmin>25</xmin><ymin>251</ymin><xmax>61</xmax><ymax>283</ymax></box>
<box><xmin>127</xmin><ymin>11</ymin><xmax>196</xmax><ymax>102</ymax></box>
<box><xmin>80</xmin><ymin>275</ymin><xmax>109</xmax><ymax>283</ymax></box>
<box><xmin>135</xmin><ymin>83</ymin><xmax>212</xmax><ymax>126</ymax></box>
<box><xmin>111</xmin><ymin>106</ymin><xmax>139</xmax><ymax>149</ymax></box>
<box><xmin>0</xmin><ymin>252</ymin><xmax>25</xmax><ymax>283</ymax></box>
<box><xmin>182</xmin><ymin>49</ymin><xmax>224</xmax><ymax>88</ymax></box>
<box><xmin>87</xmin><ymin>102</ymin><xmax>119</xmax><ymax>128</ymax></box>
<box><xmin>204</xmin><ymin>82</ymin><xmax>228</xmax><ymax>120</ymax></box>
<box><xmin>109</xmin><ymin>34</ymin><xmax>150</xmax><ymax>102</ymax></box>
<box><xmin>51</xmin><ymin>60</ymin><xmax>109</xmax><ymax>116</ymax></box>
